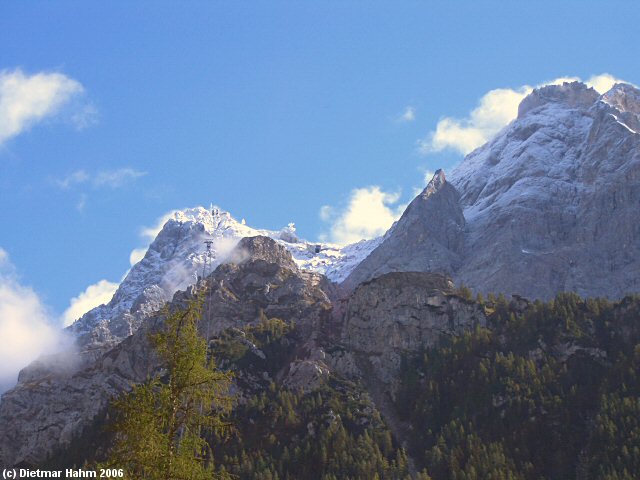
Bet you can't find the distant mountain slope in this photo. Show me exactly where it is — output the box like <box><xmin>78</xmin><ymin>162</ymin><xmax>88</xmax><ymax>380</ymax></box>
<box><xmin>67</xmin><ymin>206</ymin><xmax>378</xmax><ymax>352</ymax></box>
<box><xmin>346</xmin><ymin>81</ymin><xmax>640</xmax><ymax>300</ymax></box>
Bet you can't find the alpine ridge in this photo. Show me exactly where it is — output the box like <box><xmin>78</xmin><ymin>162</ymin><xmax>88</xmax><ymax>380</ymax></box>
<box><xmin>2</xmin><ymin>80</ymin><xmax>640</xmax><ymax>474</ymax></box>
<box><xmin>67</xmin><ymin>206</ymin><xmax>379</xmax><ymax>352</ymax></box>
<box><xmin>347</xmin><ymin>81</ymin><xmax>640</xmax><ymax>300</ymax></box>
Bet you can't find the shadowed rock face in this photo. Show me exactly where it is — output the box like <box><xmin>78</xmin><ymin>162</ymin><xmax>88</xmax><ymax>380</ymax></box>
<box><xmin>342</xmin><ymin>170</ymin><xmax>465</xmax><ymax>292</ymax></box>
<box><xmin>338</xmin><ymin>272</ymin><xmax>485</xmax><ymax>389</ymax></box>
<box><xmin>0</xmin><ymin>236</ymin><xmax>331</xmax><ymax>467</ymax></box>
<box><xmin>345</xmin><ymin>82</ymin><xmax>640</xmax><ymax>301</ymax></box>
<box><xmin>0</xmin><ymin>239</ymin><xmax>483</xmax><ymax>468</ymax></box>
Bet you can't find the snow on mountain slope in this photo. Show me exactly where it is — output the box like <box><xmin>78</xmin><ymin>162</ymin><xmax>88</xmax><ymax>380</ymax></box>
<box><xmin>447</xmin><ymin>81</ymin><xmax>640</xmax><ymax>299</ymax></box>
<box><xmin>346</xmin><ymin>81</ymin><xmax>640</xmax><ymax>301</ymax></box>
<box><xmin>61</xmin><ymin>81</ymin><xmax>640</xmax><ymax>351</ymax></box>
<box><xmin>67</xmin><ymin>206</ymin><xmax>378</xmax><ymax>349</ymax></box>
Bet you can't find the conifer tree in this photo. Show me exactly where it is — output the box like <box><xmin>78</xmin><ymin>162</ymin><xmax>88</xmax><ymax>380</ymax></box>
<box><xmin>106</xmin><ymin>294</ymin><xmax>232</xmax><ymax>479</ymax></box>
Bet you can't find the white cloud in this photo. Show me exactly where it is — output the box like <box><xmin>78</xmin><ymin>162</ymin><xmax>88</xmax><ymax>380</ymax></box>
<box><xmin>419</xmin><ymin>86</ymin><xmax>530</xmax><ymax>155</ymax></box>
<box><xmin>76</xmin><ymin>194</ymin><xmax>87</xmax><ymax>212</ymax></box>
<box><xmin>129</xmin><ymin>248</ymin><xmax>147</xmax><ymax>266</ymax></box>
<box><xmin>320</xmin><ymin>186</ymin><xmax>406</xmax><ymax>244</ymax></box>
<box><xmin>56</xmin><ymin>169</ymin><xmax>90</xmax><ymax>189</ymax></box>
<box><xmin>93</xmin><ymin>168</ymin><xmax>147</xmax><ymax>188</ymax></box>
<box><xmin>0</xmin><ymin>68</ymin><xmax>88</xmax><ymax>146</ymax></box>
<box><xmin>418</xmin><ymin>73</ymin><xmax>632</xmax><ymax>156</ymax></box>
<box><xmin>55</xmin><ymin>168</ymin><xmax>147</xmax><ymax>190</ymax></box>
<box><xmin>586</xmin><ymin>73</ymin><xmax>619</xmax><ymax>95</ymax></box>
<box><xmin>70</xmin><ymin>102</ymin><xmax>99</xmax><ymax>130</ymax></box>
<box><xmin>397</xmin><ymin>106</ymin><xmax>416</xmax><ymax>122</ymax></box>
<box><xmin>61</xmin><ymin>279</ymin><xmax>119</xmax><ymax>327</ymax></box>
<box><xmin>0</xmin><ymin>248</ymin><xmax>69</xmax><ymax>392</ymax></box>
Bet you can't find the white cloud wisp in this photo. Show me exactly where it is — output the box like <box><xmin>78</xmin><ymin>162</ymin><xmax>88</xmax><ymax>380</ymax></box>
<box><xmin>397</xmin><ymin>106</ymin><xmax>416</xmax><ymax>123</ymax></box>
<box><xmin>55</xmin><ymin>168</ymin><xmax>147</xmax><ymax>190</ymax></box>
<box><xmin>61</xmin><ymin>279</ymin><xmax>119</xmax><ymax>327</ymax></box>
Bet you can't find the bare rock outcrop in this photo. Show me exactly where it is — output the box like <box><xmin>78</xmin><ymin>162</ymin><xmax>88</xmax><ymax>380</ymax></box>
<box><xmin>338</xmin><ymin>272</ymin><xmax>486</xmax><ymax>391</ymax></box>
<box><xmin>344</xmin><ymin>82</ymin><xmax>640</xmax><ymax>301</ymax></box>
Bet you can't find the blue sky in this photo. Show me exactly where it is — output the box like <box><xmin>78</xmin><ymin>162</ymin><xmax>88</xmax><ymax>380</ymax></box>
<box><xmin>1</xmin><ymin>0</ymin><xmax>640</xmax><ymax>329</ymax></box>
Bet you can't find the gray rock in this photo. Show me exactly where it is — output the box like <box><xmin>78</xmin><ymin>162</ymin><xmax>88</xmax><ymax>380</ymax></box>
<box><xmin>0</xmin><ymin>236</ymin><xmax>331</xmax><ymax>467</ymax></box>
<box><xmin>451</xmin><ymin>81</ymin><xmax>640</xmax><ymax>300</ymax></box>
<box><xmin>283</xmin><ymin>360</ymin><xmax>330</xmax><ymax>393</ymax></box>
<box><xmin>343</xmin><ymin>170</ymin><xmax>465</xmax><ymax>291</ymax></box>
<box><xmin>340</xmin><ymin>272</ymin><xmax>485</xmax><ymax>390</ymax></box>
<box><xmin>345</xmin><ymin>81</ymin><xmax>640</xmax><ymax>301</ymax></box>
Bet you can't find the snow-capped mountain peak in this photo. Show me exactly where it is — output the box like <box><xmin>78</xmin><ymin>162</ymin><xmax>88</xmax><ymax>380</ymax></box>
<box><xmin>601</xmin><ymin>82</ymin><xmax>640</xmax><ymax>115</ymax></box>
<box><xmin>67</xmin><ymin>205</ymin><xmax>379</xmax><ymax>349</ymax></box>
<box><xmin>517</xmin><ymin>81</ymin><xmax>599</xmax><ymax>119</ymax></box>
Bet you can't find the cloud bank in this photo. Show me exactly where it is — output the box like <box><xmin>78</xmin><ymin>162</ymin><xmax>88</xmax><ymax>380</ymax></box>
<box><xmin>418</xmin><ymin>73</ymin><xmax>631</xmax><ymax>155</ymax></box>
<box><xmin>320</xmin><ymin>187</ymin><xmax>406</xmax><ymax>244</ymax></box>
<box><xmin>0</xmin><ymin>68</ymin><xmax>92</xmax><ymax>146</ymax></box>
<box><xmin>0</xmin><ymin>248</ymin><xmax>70</xmax><ymax>392</ymax></box>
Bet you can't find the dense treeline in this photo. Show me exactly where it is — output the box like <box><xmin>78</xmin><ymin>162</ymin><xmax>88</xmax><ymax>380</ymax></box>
<box><xmin>210</xmin><ymin>315</ymin><xmax>413</xmax><ymax>480</ymax></box>
<box><xmin>396</xmin><ymin>291</ymin><xmax>640</xmax><ymax>479</ymax></box>
<box><xmin>88</xmin><ymin>292</ymin><xmax>640</xmax><ymax>479</ymax></box>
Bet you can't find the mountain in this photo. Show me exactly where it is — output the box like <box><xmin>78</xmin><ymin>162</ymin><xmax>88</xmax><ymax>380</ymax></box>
<box><xmin>67</xmin><ymin>206</ymin><xmax>378</xmax><ymax>353</ymax></box>
<box><xmin>0</xmin><ymin>236</ymin><xmax>484</xmax><ymax>468</ymax></box>
<box><xmin>346</xmin><ymin>81</ymin><xmax>640</xmax><ymax>300</ymax></box>
<box><xmin>3</xmin><ymin>236</ymin><xmax>640</xmax><ymax>479</ymax></box>
<box><xmin>3</xmin><ymin>80</ymin><xmax>640</xmax><ymax>476</ymax></box>
<box><xmin>0</xmin><ymin>208</ymin><xmax>380</xmax><ymax>465</ymax></box>
<box><xmin>342</xmin><ymin>169</ymin><xmax>465</xmax><ymax>291</ymax></box>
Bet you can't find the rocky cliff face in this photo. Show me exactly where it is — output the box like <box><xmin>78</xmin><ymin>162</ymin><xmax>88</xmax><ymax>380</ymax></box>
<box><xmin>67</xmin><ymin>207</ymin><xmax>377</xmax><ymax>354</ymax></box>
<box><xmin>346</xmin><ymin>81</ymin><xmax>640</xmax><ymax>300</ymax></box>
<box><xmin>452</xmin><ymin>81</ymin><xmax>640</xmax><ymax>299</ymax></box>
<box><xmin>336</xmin><ymin>272</ymin><xmax>485</xmax><ymax>390</ymax></box>
<box><xmin>0</xmin><ymin>238</ymin><xmax>481</xmax><ymax>467</ymax></box>
<box><xmin>3</xmin><ymin>80</ymin><xmax>640</xmax><ymax>469</ymax></box>
<box><xmin>337</xmin><ymin>272</ymin><xmax>486</xmax><ymax>395</ymax></box>
<box><xmin>8</xmin><ymin>207</ymin><xmax>378</xmax><ymax>410</ymax></box>
<box><xmin>342</xmin><ymin>170</ymin><xmax>465</xmax><ymax>291</ymax></box>
<box><xmin>0</xmin><ymin>237</ymin><xmax>321</xmax><ymax>466</ymax></box>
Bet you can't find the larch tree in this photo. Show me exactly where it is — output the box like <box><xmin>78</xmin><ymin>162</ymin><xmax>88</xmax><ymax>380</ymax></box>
<box><xmin>106</xmin><ymin>293</ymin><xmax>232</xmax><ymax>479</ymax></box>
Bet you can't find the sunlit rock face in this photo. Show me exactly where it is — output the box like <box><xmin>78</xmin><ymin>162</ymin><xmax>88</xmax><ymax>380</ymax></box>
<box><xmin>346</xmin><ymin>82</ymin><xmax>640</xmax><ymax>300</ymax></box>
<box><xmin>4</xmin><ymin>81</ymin><xmax>640</xmax><ymax>468</ymax></box>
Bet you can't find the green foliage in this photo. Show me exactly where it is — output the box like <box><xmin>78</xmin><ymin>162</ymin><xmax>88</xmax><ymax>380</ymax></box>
<box><xmin>456</xmin><ymin>284</ymin><xmax>474</xmax><ymax>301</ymax></box>
<box><xmin>100</xmin><ymin>290</ymin><xmax>640</xmax><ymax>479</ymax></box>
<box><xmin>209</xmin><ymin>315</ymin><xmax>409</xmax><ymax>479</ymax></box>
<box><xmin>213</xmin><ymin>380</ymin><xmax>411</xmax><ymax>480</ymax></box>
<box><xmin>396</xmin><ymin>293</ymin><xmax>640</xmax><ymax>479</ymax></box>
<box><xmin>105</xmin><ymin>295</ymin><xmax>233</xmax><ymax>479</ymax></box>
